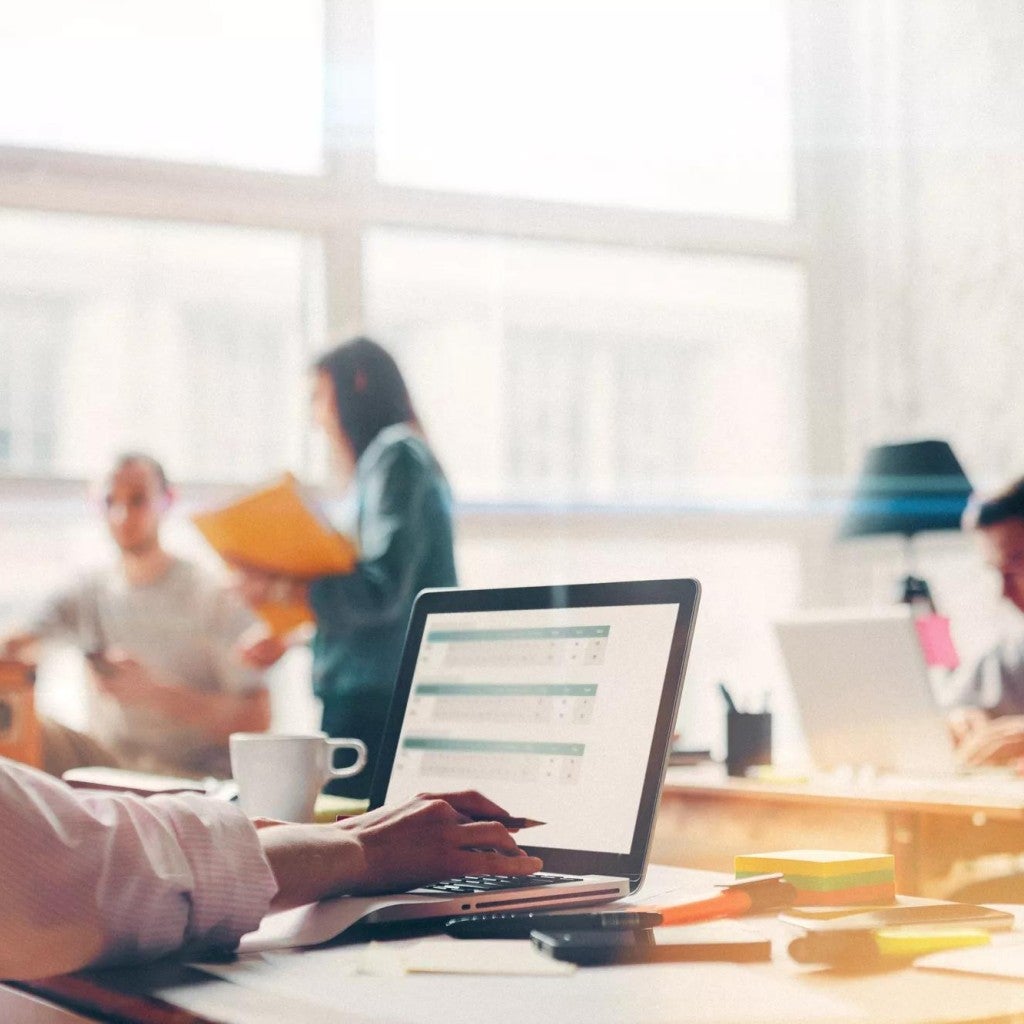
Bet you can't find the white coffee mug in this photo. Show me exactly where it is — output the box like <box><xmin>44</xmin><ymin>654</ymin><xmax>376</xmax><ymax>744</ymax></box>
<box><xmin>229</xmin><ymin>732</ymin><xmax>368</xmax><ymax>823</ymax></box>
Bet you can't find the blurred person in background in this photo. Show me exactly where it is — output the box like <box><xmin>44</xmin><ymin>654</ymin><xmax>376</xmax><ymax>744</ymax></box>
<box><xmin>1</xmin><ymin>452</ymin><xmax>282</xmax><ymax>779</ymax></box>
<box><xmin>238</xmin><ymin>338</ymin><xmax>457</xmax><ymax>798</ymax></box>
<box><xmin>948</xmin><ymin>476</ymin><xmax>1024</xmax><ymax>767</ymax></box>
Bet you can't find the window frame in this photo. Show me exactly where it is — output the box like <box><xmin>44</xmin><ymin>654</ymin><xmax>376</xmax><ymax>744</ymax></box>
<box><xmin>0</xmin><ymin>0</ymin><xmax>834</xmax><ymax>511</ymax></box>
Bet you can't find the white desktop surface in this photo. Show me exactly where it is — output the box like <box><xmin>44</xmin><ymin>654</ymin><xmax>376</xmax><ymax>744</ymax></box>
<box><xmin>133</xmin><ymin>865</ymin><xmax>1024</xmax><ymax>1024</ymax></box>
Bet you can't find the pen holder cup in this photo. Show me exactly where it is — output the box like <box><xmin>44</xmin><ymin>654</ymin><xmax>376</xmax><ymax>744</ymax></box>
<box><xmin>725</xmin><ymin>710</ymin><xmax>772</xmax><ymax>778</ymax></box>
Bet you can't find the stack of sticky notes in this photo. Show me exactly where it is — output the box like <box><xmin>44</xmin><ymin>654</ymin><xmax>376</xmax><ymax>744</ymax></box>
<box><xmin>734</xmin><ymin>850</ymin><xmax>896</xmax><ymax>906</ymax></box>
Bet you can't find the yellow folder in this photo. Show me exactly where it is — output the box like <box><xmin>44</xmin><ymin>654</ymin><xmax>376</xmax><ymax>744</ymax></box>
<box><xmin>191</xmin><ymin>474</ymin><xmax>358</xmax><ymax>634</ymax></box>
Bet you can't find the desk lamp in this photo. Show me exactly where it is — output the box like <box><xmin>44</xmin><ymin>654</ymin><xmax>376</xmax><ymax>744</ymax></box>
<box><xmin>838</xmin><ymin>439</ymin><xmax>973</xmax><ymax>611</ymax></box>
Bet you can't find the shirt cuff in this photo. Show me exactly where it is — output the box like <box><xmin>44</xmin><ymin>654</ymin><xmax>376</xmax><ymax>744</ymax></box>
<box><xmin>152</xmin><ymin>794</ymin><xmax>278</xmax><ymax>953</ymax></box>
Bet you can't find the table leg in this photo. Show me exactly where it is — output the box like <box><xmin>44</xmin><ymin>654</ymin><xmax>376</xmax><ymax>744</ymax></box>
<box><xmin>887</xmin><ymin>810</ymin><xmax>923</xmax><ymax>894</ymax></box>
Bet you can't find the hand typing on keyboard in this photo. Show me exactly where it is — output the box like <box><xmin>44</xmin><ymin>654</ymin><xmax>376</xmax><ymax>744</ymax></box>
<box><xmin>311</xmin><ymin>790</ymin><xmax>543</xmax><ymax>898</ymax></box>
<box><xmin>416</xmin><ymin>872</ymin><xmax>583</xmax><ymax>895</ymax></box>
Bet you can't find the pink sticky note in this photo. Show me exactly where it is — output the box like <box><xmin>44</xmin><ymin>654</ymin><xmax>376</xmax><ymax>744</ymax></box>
<box><xmin>915</xmin><ymin>614</ymin><xmax>959</xmax><ymax>670</ymax></box>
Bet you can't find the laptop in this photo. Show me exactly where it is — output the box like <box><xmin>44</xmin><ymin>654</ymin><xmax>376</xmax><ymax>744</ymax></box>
<box><xmin>358</xmin><ymin>577</ymin><xmax>701</xmax><ymax>925</ymax></box>
<box><xmin>774</xmin><ymin>607</ymin><xmax>957</xmax><ymax>775</ymax></box>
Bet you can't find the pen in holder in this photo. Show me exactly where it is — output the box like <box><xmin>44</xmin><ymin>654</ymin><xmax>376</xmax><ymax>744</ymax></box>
<box><xmin>725</xmin><ymin>710</ymin><xmax>772</xmax><ymax>778</ymax></box>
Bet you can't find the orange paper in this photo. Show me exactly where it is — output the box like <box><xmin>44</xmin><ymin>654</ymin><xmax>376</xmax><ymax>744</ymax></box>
<box><xmin>192</xmin><ymin>474</ymin><xmax>358</xmax><ymax>635</ymax></box>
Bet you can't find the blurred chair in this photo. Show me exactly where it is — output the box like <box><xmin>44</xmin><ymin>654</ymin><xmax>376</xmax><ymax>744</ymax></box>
<box><xmin>0</xmin><ymin>659</ymin><xmax>42</xmax><ymax>768</ymax></box>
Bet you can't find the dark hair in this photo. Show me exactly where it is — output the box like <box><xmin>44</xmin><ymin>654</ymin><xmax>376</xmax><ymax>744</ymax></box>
<box><xmin>110</xmin><ymin>452</ymin><xmax>170</xmax><ymax>494</ymax></box>
<box><xmin>313</xmin><ymin>337</ymin><xmax>420</xmax><ymax>459</ymax></box>
<box><xmin>965</xmin><ymin>476</ymin><xmax>1024</xmax><ymax>529</ymax></box>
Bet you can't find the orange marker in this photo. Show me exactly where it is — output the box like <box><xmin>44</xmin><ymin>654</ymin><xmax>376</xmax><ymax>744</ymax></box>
<box><xmin>642</xmin><ymin>874</ymin><xmax>797</xmax><ymax>926</ymax></box>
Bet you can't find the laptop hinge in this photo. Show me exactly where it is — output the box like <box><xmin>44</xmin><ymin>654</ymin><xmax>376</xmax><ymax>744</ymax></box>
<box><xmin>474</xmin><ymin>887</ymin><xmax>624</xmax><ymax>910</ymax></box>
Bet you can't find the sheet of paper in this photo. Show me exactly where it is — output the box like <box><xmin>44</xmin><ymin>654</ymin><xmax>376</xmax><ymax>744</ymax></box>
<box><xmin>195</xmin><ymin>952</ymin><xmax>857</xmax><ymax>1024</ymax></box>
<box><xmin>405</xmin><ymin>938</ymin><xmax>575</xmax><ymax>976</ymax></box>
<box><xmin>215</xmin><ymin>937</ymin><xmax>573</xmax><ymax>980</ymax></box>
<box><xmin>621</xmin><ymin>864</ymin><xmax>731</xmax><ymax>906</ymax></box>
<box><xmin>917</xmin><ymin>934</ymin><xmax>1024</xmax><ymax>979</ymax></box>
<box><xmin>239</xmin><ymin>863</ymin><xmax>722</xmax><ymax>953</ymax></box>
<box><xmin>241</xmin><ymin>891</ymin><xmax>626</xmax><ymax>954</ymax></box>
<box><xmin>152</xmin><ymin>976</ymin><xmax>350</xmax><ymax>1024</ymax></box>
<box><xmin>239</xmin><ymin>896</ymin><xmax>369</xmax><ymax>953</ymax></box>
<box><xmin>239</xmin><ymin>894</ymin><xmax>428</xmax><ymax>953</ymax></box>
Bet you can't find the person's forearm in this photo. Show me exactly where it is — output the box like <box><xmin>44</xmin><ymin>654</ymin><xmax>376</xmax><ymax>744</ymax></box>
<box><xmin>0</xmin><ymin>761</ymin><xmax>276</xmax><ymax>980</ymax></box>
<box><xmin>258</xmin><ymin>823</ymin><xmax>367</xmax><ymax>910</ymax></box>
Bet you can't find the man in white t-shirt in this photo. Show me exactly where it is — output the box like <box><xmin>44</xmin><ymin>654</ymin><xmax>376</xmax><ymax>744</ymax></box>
<box><xmin>1</xmin><ymin>453</ymin><xmax>284</xmax><ymax>778</ymax></box>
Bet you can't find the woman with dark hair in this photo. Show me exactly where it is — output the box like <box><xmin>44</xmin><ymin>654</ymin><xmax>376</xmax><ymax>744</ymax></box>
<box><xmin>246</xmin><ymin>338</ymin><xmax>456</xmax><ymax>797</ymax></box>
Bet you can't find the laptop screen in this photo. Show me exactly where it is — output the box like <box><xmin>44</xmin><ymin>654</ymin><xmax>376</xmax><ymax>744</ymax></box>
<box><xmin>775</xmin><ymin>607</ymin><xmax>956</xmax><ymax>775</ymax></box>
<box><xmin>376</xmin><ymin>580</ymin><xmax>699</xmax><ymax>876</ymax></box>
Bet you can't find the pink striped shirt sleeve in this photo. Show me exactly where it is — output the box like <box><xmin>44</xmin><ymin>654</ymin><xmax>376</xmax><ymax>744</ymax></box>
<box><xmin>0</xmin><ymin>757</ymin><xmax>278</xmax><ymax>979</ymax></box>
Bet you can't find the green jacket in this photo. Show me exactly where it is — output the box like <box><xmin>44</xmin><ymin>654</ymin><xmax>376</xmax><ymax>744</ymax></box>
<box><xmin>309</xmin><ymin>423</ymin><xmax>457</xmax><ymax>706</ymax></box>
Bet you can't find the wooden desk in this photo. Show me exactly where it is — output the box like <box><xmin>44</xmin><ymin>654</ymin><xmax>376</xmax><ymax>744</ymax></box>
<box><xmin>653</xmin><ymin>765</ymin><xmax>1024</xmax><ymax>895</ymax></box>
<box><xmin>9</xmin><ymin>866</ymin><xmax>1024</xmax><ymax>1024</ymax></box>
<box><xmin>0</xmin><ymin>983</ymin><xmax>98</xmax><ymax>1023</ymax></box>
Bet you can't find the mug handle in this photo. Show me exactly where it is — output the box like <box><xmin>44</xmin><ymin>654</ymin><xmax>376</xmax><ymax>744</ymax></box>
<box><xmin>325</xmin><ymin>737</ymin><xmax>368</xmax><ymax>779</ymax></box>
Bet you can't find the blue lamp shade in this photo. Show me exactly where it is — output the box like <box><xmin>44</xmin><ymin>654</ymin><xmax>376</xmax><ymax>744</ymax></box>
<box><xmin>838</xmin><ymin>440</ymin><xmax>973</xmax><ymax>539</ymax></box>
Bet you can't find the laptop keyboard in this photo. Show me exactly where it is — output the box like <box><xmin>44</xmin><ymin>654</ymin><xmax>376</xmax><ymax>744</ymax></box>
<box><xmin>416</xmin><ymin>872</ymin><xmax>584</xmax><ymax>895</ymax></box>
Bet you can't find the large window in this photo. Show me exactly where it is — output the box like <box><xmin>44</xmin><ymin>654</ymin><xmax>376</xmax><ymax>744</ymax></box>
<box><xmin>0</xmin><ymin>210</ymin><xmax>323</xmax><ymax>482</ymax></box>
<box><xmin>5</xmin><ymin>0</ymin><xmax>1022</xmax><ymax>763</ymax></box>
<box><xmin>0</xmin><ymin>0</ymin><xmax>838</xmax><ymax>757</ymax></box>
<box><xmin>364</xmin><ymin>230</ymin><xmax>802</xmax><ymax>505</ymax></box>
<box><xmin>0</xmin><ymin>1</ymin><xmax>324</xmax><ymax>172</ymax></box>
<box><xmin>374</xmin><ymin>0</ymin><xmax>794</xmax><ymax>220</ymax></box>
<box><xmin>365</xmin><ymin>228</ymin><xmax>807</xmax><ymax>504</ymax></box>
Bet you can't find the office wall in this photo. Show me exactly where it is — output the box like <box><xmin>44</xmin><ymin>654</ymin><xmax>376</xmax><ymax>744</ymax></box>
<box><xmin>805</xmin><ymin>0</ymin><xmax>1024</xmax><ymax>480</ymax></box>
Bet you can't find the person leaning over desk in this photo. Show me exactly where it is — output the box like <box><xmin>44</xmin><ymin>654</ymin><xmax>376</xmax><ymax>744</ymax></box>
<box><xmin>0</xmin><ymin>755</ymin><xmax>541</xmax><ymax>981</ymax></box>
<box><xmin>237</xmin><ymin>338</ymin><xmax>457</xmax><ymax>799</ymax></box>
<box><xmin>948</xmin><ymin>475</ymin><xmax>1024</xmax><ymax>765</ymax></box>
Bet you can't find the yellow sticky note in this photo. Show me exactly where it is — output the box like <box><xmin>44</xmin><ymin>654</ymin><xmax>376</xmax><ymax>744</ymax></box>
<box><xmin>874</xmin><ymin>927</ymin><xmax>991</xmax><ymax>958</ymax></box>
<box><xmin>735</xmin><ymin>850</ymin><xmax>894</xmax><ymax>878</ymax></box>
<box><xmin>313</xmin><ymin>793</ymin><xmax>369</xmax><ymax>823</ymax></box>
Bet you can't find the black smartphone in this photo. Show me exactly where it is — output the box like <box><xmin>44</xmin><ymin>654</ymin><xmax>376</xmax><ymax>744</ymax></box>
<box><xmin>531</xmin><ymin>923</ymin><xmax>771</xmax><ymax>966</ymax></box>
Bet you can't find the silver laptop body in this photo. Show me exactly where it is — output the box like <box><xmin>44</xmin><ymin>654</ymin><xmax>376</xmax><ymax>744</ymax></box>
<box><xmin>774</xmin><ymin>606</ymin><xmax>957</xmax><ymax>775</ymax></box>
<box><xmin>363</xmin><ymin>577</ymin><xmax>701</xmax><ymax>924</ymax></box>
